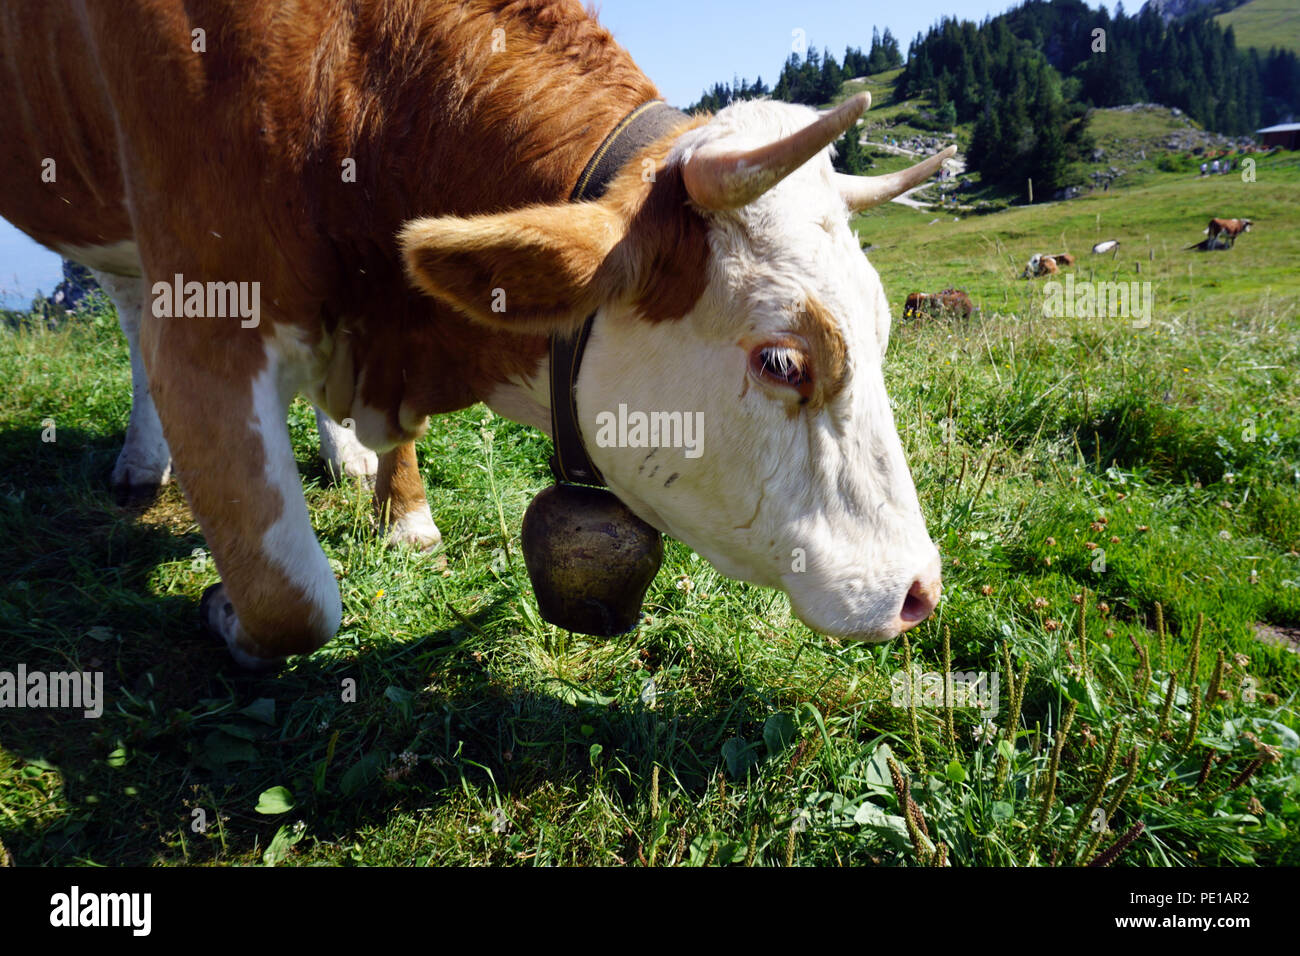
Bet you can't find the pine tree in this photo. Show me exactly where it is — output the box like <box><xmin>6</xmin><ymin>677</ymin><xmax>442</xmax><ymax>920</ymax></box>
<box><xmin>820</xmin><ymin>49</ymin><xmax>843</xmax><ymax>103</ymax></box>
<box><xmin>833</xmin><ymin>125</ymin><xmax>869</xmax><ymax>175</ymax></box>
<box><xmin>882</xmin><ymin>28</ymin><xmax>903</xmax><ymax>69</ymax></box>
<box><xmin>867</xmin><ymin>27</ymin><xmax>885</xmax><ymax>74</ymax></box>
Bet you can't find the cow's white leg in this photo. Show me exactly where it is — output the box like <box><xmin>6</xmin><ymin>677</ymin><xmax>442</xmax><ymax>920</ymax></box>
<box><xmin>90</xmin><ymin>269</ymin><xmax>172</xmax><ymax>504</ymax></box>
<box><xmin>314</xmin><ymin>406</ymin><xmax>378</xmax><ymax>481</ymax></box>
<box><xmin>375</xmin><ymin>442</ymin><xmax>441</xmax><ymax>550</ymax></box>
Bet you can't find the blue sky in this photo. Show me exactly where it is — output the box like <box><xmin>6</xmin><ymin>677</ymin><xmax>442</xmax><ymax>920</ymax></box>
<box><xmin>600</xmin><ymin>0</ymin><xmax>1018</xmax><ymax>107</ymax></box>
<box><xmin>1</xmin><ymin>0</ymin><xmax>1120</xmax><ymax>308</ymax></box>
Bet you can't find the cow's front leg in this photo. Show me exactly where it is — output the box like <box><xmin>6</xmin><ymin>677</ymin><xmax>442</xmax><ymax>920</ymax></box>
<box><xmin>375</xmin><ymin>442</ymin><xmax>441</xmax><ymax>550</ymax></box>
<box><xmin>91</xmin><ymin>270</ymin><xmax>173</xmax><ymax>504</ymax></box>
<box><xmin>148</xmin><ymin>329</ymin><xmax>341</xmax><ymax>669</ymax></box>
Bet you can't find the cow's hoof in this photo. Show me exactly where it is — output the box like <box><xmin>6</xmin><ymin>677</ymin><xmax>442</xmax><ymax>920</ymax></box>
<box><xmin>112</xmin><ymin>479</ymin><xmax>162</xmax><ymax>508</ymax></box>
<box><xmin>111</xmin><ymin>463</ymin><xmax>171</xmax><ymax>507</ymax></box>
<box><xmin>199</xmin><ymin>583</ymin><xmax>285</xmax><ymax>672</ymax></box>
<box><xmin>319</xmin><ymin>435</ymin><xmax>379</xmax><ymax>486</ymax></box>
<box><xmin>383</xmin><ymin>511</ymin><xmax>443</xmax><ymax>553</ymax></box>
<box><xmin>321</xmin><ymin>455</ymin><xmax>379</xmax><ymax>486</ymax></box>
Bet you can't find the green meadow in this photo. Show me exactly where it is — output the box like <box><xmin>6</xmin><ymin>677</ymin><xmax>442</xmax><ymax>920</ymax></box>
<box><xmin>1216</xmin><ymin>0</ymin><xmax>1300</xmax><ymax>56</ymax></box>
<box><xmin>0</xmin><ymin>147</ymin><xmax>1297</xmax><ymax>867</ymax></box>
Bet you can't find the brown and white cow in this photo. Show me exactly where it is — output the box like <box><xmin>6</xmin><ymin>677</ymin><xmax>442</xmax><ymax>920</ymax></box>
<box><xmin>903</xmin><ymin>289</ymin><xmax>975</xmax><ymax>319</ymax></box>
<box><xmin>1022</xmin><ymin>253</ymin><xmax>1073</xmax><ymax>278</ymax></box>
<box><xmin>0</xmin><ymin>0</ymin><xmax>948</xmax><ymax>667</ymax></box>
<box><xmin>1205</xmin><ymin>218</ymin><xmax>1252</xmax><ymax>248</ymax></box>
<box><xmin>1021</xmin><ymin>254</ymin><xmax>1059</xmax><ymax>279</ymax></box>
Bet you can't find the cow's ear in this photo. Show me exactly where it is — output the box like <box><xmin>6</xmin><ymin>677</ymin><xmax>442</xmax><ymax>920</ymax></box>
<box><xmin>399</xmin><ymin>203</ymin><xmax>629</xmax><ymax>332</ymax></box>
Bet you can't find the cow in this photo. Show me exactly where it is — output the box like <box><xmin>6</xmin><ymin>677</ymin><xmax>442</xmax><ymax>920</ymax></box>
<box><xmin>1022</xmin><ymin>254</ymin><xmax>1060</xmax><ymax>279</ymax></box>
<box><xmin>903</xmin><ymin>289</ymin><xmax>975</xmax><ymax>319</ymax></box>
<box><xmin>0</xmin><ymin>0</ymin><xmax>948</xmax><ymax>668</ymax></box>
<box><xmin>1022</xmin><ymin>253</ymin><xmax>1074</xmax><ymax>278</ymax></box>
<box><xmin>1205</xmin><ymin>218</ymin><xmax>1252</xmax><ymax>249</ymax></box>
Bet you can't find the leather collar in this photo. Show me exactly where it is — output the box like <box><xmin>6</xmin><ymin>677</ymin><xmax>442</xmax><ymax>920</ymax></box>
<box><xmin>548</xmin><ymin>101</ymin><xmax>688</xmax><ymax>486</ymax></box>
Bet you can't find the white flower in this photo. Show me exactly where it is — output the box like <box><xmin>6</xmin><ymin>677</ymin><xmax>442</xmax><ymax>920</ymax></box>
<box><xmin>972</xmin><ymin>719</ymin><xmax>999</xmax><ymax>745</ymax></box>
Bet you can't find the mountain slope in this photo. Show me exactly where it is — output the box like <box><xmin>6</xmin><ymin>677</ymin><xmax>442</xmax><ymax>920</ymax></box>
<box><xmin>1216</xmin><ymin>0</ymin><xmax>1300</xmax><ymax>54</ymax></box>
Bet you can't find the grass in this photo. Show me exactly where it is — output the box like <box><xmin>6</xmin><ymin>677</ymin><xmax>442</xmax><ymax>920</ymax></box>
<box><xmin>1086</xmin><ymin>104</ymin><xmax>1199</xmax><ymax>146</ymax></box>
<box><xmin>1216</xmin><ymin>0</ymin><xmax>1300</xmax><ymax>55</ymax></box>
<box><xmin>1</xmin><ymin>155</ymin><xmax>1298</xmax><ymax>867</ymax></box>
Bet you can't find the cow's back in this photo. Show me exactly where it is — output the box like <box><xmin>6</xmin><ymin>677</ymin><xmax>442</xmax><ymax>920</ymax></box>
<box><xmin>1</xmin><ymin>1</ymin><xmax>658</xmax><ymax>421</ymax></box>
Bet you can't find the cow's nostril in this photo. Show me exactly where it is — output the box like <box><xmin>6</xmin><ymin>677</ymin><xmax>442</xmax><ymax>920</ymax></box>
<box><xmin>899</xmin><ymin>575</ymin><xmax>940</xmax><ymax>626</ymax></box>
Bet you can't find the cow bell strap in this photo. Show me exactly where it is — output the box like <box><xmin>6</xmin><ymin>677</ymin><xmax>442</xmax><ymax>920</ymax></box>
<box><xmin>548</xmin><ymin>100</ymin><xmax>688</xmax><ymax>486</ymax></box>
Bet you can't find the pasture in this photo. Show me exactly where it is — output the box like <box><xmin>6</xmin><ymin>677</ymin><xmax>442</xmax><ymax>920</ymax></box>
<box><xmin>0</xmin><ymin>155</ymin><xmax>1297</xmax><ymax>867</ymax></box>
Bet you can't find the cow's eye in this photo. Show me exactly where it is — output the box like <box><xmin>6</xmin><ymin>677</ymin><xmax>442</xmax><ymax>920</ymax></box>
<box><xmin>749</xmin><ymin>338</ymin><xmax>813</xmax><ymax>398</ymax></box>
<box><xmin>757</xmin><ymin>346</ymin><xmax>805</xmax><ymax>384</ymax></box>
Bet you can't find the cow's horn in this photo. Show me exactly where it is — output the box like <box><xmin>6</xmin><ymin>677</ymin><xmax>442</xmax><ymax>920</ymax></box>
<box><xmin>835</xmin><ymin>145</ymin><xmax>958</xmax><ymax>212</ymax></box>
<box><xmin>682</xmin><ymin>92</ymin><xmax>871</xmax><ymax>211</ymax></box>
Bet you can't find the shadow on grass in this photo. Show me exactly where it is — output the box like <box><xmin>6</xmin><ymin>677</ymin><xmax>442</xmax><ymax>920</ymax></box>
<box><xmin>2</xmin><ymin>595</ymin><xmax>763</xmax><ymax>864</ymax></box>
<box><xmin>0</xmin><ymin>428</ymin><xmax>767</xmax><ymax>864</ymax></box>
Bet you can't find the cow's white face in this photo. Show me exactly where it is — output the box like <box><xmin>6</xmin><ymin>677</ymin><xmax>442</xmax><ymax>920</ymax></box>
<box><xmin>401</xmin><ymin>95</ymin><xmax>945</xmax><ymax>641</ymax></box>
<box><xmin>577</xmin><ymin>101</ymin><xmax>939</xmax><ymax>640</ymax></box>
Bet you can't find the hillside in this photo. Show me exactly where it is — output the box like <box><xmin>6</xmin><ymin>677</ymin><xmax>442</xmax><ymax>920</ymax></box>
<box><xmin>1216</xmin><ymin>0</ymin><xmax>1300</xmax><ymax>54</ymax></box>
<box><xmin>855</xmin><ymin>150</ymin><xmax>1300</xmax><ymax>316</ymax></box>
<box><xmin>844</xmin><ymin>83</ymin><xmax>1259</xmax><ymax>214</ymax></box>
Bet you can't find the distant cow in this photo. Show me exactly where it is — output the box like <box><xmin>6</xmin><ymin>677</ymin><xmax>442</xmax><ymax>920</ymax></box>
<box><xmin>1022</xmin><ymin>254</ymin><xmax>1060</xmax><ymax>279</ymax></box>
<box><xmin>904</xmin><ymin>289</ymin><xmax>975</xmax><ymax>319</ymax></box>
<box><xmin>1205</xmin><ymin>218</ymin><xmax>1252</xmax><ymax>248</ymax></box>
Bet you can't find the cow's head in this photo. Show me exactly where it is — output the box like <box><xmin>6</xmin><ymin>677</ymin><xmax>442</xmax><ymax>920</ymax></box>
<box><xmin>400</xmin><ymin>94</ymin><xmax>947</xmax><ymax>641</ymax></box>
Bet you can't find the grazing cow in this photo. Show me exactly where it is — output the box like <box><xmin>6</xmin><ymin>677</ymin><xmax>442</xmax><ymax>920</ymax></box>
<box><xmin>1205</xmin><ymin>218</ymin><xmax>1252</xmax><ymax>249</ymax></box>
<box><xmin>0</xmin><ymin>0</ymin><xmax>949</xmax><ymax>667</ymax></box>
<box><xmin>1022</xmin><ymin>253</ymin><xmax>1074</xmax><ymax>278</ymax></box>
<box><xmin>1022</xmin><ymin>254</ymin><xmax>1060</xmax><ymax>279</ymax></box>
<box><xmin>903</xmin><ymin>289</ymin><xmax>975</xmax><ymax>319</ymax></box>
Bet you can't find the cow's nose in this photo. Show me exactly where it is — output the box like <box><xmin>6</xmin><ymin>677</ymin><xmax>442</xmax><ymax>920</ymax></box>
<box><xmin>897</xmin><ymin>558</ymin><xmax>942</xmax><ymax>630</ymax></box>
